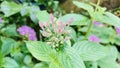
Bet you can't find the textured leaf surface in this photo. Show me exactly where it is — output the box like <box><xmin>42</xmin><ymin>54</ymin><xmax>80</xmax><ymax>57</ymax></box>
<box><xmin>97</xmin><ymin>46</ymin><xmax>120</xmax><ymax>68</ymax></box>
<box><xmin>26</xmin><ymin>41</ymin><xmax>56</xmax><ymax>62</ymax></box>
<box><xmin>73</xmin><ymin>41</ymin><xmax>106</xmax><ymax>61</ymax></box>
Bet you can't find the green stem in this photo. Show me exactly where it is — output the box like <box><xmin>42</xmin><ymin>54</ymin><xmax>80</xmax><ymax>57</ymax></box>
<box><xmin>85</xmin><ymin>19</ymin><xmax>93</xmax><ymax>39</ymax></box>
<box><xmin>97</xmin><ymin>0</ymin><xmax>101</xmax><ymax>6</ymax></box>
<box><xmin>84</xmin><ymin>0</ymin><xmax>101</xmax><ymax>39</ymax></box>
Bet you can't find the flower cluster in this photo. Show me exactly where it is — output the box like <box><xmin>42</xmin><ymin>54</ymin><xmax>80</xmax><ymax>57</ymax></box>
<box><xmin>88</xmin><ymin>35</ymin><xmax>100</xmax><ymax>43</ymax></box>
<box><xmin>115</xmin><ymin>27</ymin><xmax>120</xmax><ymax>35</ymax></box>
<box><xmin>17</xmin><ymin>25</ymin><xmax>37</xmax><ymax>41</ymax></box>
<box><xmin>0</xmin><ymin>18</ymin><xmax>3</xmax><ymax>23</ymax></box>
<box><xmin>39</xmin><ymin>13</ymin><xmax>73</xmax><ymax>48</ymax></box>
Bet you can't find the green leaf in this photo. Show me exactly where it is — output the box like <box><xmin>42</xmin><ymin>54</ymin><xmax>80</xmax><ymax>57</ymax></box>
<box><xmin>67</xmin><ymin>27</ymin><xmax>77</xmax><ymax>42</ymax></box>
<box><xmin>24</xmin><ymin>55</ymin><xmax>32</xmax><ymax>65</ymax></box>
<box><xmin>29</xmin><ymin>5</ymin><xmax>40</xmax><ymax>23</ymax></box>
<box><xmin>0</xmin><ymin>52</ymin><xmax>4</xmax><ymax>68</ymax></box>
<box><xmin>97</xmin><ymin>46</ymin><xmax>120</xmax><ymax>68</ymax></box>
<box><xmin>73</xmin><ymin>1</ymin><xmax>94</xmax><ymax>12</ymax></box>
<box><xmin>20</xmin><ymin>4</ymin><xmax>30</xmax><ymax>16</ymax></box>
<box><xmin>26</xmin><ymin>41</ymin><xmax>57</xmax><ymax>61</ymax></box>
<box><xmin>3</xmin><ymin>57</ymin><xmax>19</xmax><ymax>68</ymax></box>
<box><xmin>1</xmin><ymin>37</ymin><xmax>16</xmax><ymax>56</ymax></box>
<box><xmin>49</xmin><ymin>47</ymin><xmax>86</xmax><ymax>68</ymax></box>
<box><xmin>1</xmin><ymin>24</ymin><xmax>19</xmax><ymax>37</ymax></box>
<box><xmin>26</xmin><ymin>41</ymin><xmax>85</xmax><ymax>68</ymax></box>
<box><xmin>59</xmin><ymin>47</ymin><xmax>85</xmax><ymax>68</ymax></box>
<box><xmin>114</xmin><ymin>35</ymin><xmax>120</xmax><ymax>46</ymax></box>
<box><xmin>36</xmin><ymin>11</ymin><xmax>50</xmax><ymax>22</ymax></box>
<box><xmin>91</xmin><ymin>26</ymin><xmax>116</xmax><ymax>43</ymax></box>
<box><xmin>1</xmin><ymin>1</ymin><xmax>22</xmax><ymax>17</ymax></box>
<box><xmin>13</xmin><ymin>52</ymin><xmax>24</xmax><ymax>63</ymax></box>
<box><xmin>34</xmin><ymin>62</ymin><xmax>49</xmax><ymax>68</ymax></box>
<box><xmin>60</xmin><ymin>14</ymin><xmax>89</xmax><ymax>25</ymax></box>
<box><xmin>94</xmin><ymin>12</ymin><xmax>120</xmax><ymax>26</ymax></box>
<box><xmin>73</xmin><ymin>41</ymin><xmax>106</xmax><ymax>61</ymax></box>
<box><xmin>104</xmin><ymin>12</ymin><xmax>120</xmax><ymax>26</ymax></box>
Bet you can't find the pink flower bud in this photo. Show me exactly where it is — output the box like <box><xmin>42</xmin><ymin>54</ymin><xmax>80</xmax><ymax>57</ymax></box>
<box><xmin>39</xmin><ymin>22</ymin><xmax>44</xmax><ymax>29</ymax></box>
<box><xmin>50</xmin><ymin>13</ymin><xmax>54</xmax><ymax>22</ymax></box>
<box><xmin>45</xmin><ymin>22</ymin><xmax>50</xmax><ymax>27</ymax></box>
<box><xmin>42</xmin><ymin>31</ymin><xmax>50</xmax><ymax>37</ymax></box>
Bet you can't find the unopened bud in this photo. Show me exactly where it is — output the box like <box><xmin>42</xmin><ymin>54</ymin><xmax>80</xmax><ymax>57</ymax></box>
<box><xmin>50</xmin><ymin>13</ymin><xmax>54</xmax><ymax>22</ymax></box>
<box><xmin>42</xmin><ymin>31</ymin><xmax>51</xmax><ymax>37</ymax></box>
<box><xmin>65</xmin><ymin>30</ymin><xmax>71</xmax><ymax>34</ymax></box>
<box><xmin>56</xmin><ymin>44</ymin><xmax>59</xmax><ymax>47</ymax></box>
<box><xmin>39</xmin><ymin>22</ymin><xmax>44</xmax><ymax>29</ymax></box>
<box><xmin>54</xmin><ymin>38</ymin><xmax>59</xmax><ymax>43</ymax></box>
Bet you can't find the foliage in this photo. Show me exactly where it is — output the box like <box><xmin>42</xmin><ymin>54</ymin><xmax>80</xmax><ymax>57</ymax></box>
<box><xmin>0</xmin><ymin>0</ymin><xmax>120</xmax><ymax>68</ymax></box>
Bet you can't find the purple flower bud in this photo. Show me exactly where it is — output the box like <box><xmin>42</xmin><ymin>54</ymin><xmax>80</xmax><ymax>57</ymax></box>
<box><xmin>17</xmin><ymin>25</ymin><xmax>37</xmax><ymax>41</ymax></box>
<box><xmin>0</xmin><ymin>18</ymin><xmax>3</xmax><ymax>23</ymax></box>
<box><xmin>93</xmin><ymin>21</ymin><xmax>103</xmax><ymax>27</ymax></box>
<box><xmin>115</xmin><ymin>27</ymin><xmax>120</xmax><ymax>35</ymax></box>
<box><xmin>88</xmin><ymin>35</ymin><xmax>100</xmax><ymax>43</ymax></box>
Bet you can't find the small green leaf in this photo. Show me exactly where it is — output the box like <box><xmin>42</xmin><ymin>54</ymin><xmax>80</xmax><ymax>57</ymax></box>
<box><xmin>20</xmin><ymin>4</ymin><xmax>30</xmax><ymax>16</ymax></box>
<box><xmin>1</xmin><ymin>1</ymin><xmax>22</xmax><ymax>17</ymax></box>
<box><xmin>29</xmin><ymin>5</ymin><xmax>40</xmax><ymax>23</ymax></box>
<box><xmin>34</xmin><ymin>62</ymin><xmax>49</xmax><ymax>68</ymax></box>
<box><xmin>24</xmin><ymin>55</ymin><xmax>32</xmax><ymax>65</ymax></box>
<box><xmin>73</xmin><ymin>1</ymin><xmax>94</xmax><ymax>12</ymax></box>
<box><xmin>3</xmin><ymin>57</ymin><xmax>19</xmax><ymax>68</ymax></box>
<box><xmin>36</xmin><ymin>11</ymin><xmax>50</xmax><ymax>22</ymax></box>
<box><xmin>1</xmin><ymin>37</ymin><xmax>16</xmax><ymax>56</ymax></box>
<box><xmin>1</xmin><ymin>24</ymin><xmax>19</xmax><ymax>37</ymax></box>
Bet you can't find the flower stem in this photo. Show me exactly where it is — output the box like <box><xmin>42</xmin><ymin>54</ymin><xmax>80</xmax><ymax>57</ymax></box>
<box><xmin>85</xmin><ymin>19</ymin><xmax>93</xmax><ymax>39</ymax></box>
<box><xmin>84</xmin><ymin>0</ymin><xmax>100</xmax><ymax>40</ymax></box>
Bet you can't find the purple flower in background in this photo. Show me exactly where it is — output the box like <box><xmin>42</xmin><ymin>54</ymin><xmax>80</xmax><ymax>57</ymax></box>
<box><xmin>0</xmin><ymin>18</ymin><xmax>3</xmax><ymax>23</ymax></box>
<box><xmin>17</xmin><ymin>25</ymin><xmax>37</xmax><ymax>41</ymax></box>
<box><xmin>88</xmin><ymin>35</ymin><xmax>100</xmax><ymax>43</ymax></box>
<box><xmin>93</xmin><ymin>21</ymin><xmax>103</xmax><ymax>27</ymax></box>
<box><xmin>115</xmin><ymin>27</ymin><xmax>120</xmax><ymax>35</ymax></box>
